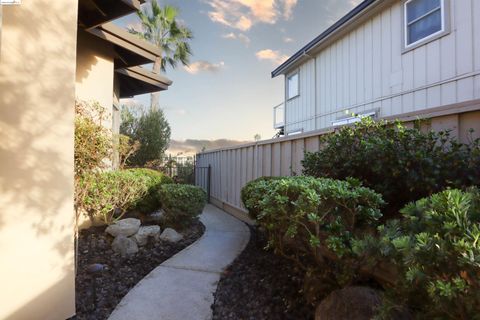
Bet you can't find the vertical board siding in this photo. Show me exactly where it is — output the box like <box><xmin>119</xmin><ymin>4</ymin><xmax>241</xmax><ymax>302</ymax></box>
<box><xmin>198</xmin><ymin>111</ymin><xmax>480</xmax><ymax>214</ymax></box>
<box><xmin>284</xmin><ymin>0</ymin><xmax>480</xmax><ymax>135</ymax></box>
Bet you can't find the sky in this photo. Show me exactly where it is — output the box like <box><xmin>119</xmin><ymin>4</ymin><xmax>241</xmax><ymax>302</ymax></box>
<box><xmin>117</xmin><ymin>0</ymin><xmax>362</xmax><ymax>142</ymax></box>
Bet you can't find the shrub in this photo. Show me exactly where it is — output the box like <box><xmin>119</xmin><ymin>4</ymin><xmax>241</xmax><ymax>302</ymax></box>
<box><xmin>241</xmin><ymin>176</ymin><xmax>283</xmax><ymax>220</ymax></box>
<box><xmin>74</xmin><ymin>100</ymin><xmax>112</xmax><ymax>177</ymax></box>
<box><xmin>79</xmin><ymin>170</ymin><xmax>149</xmax><ymax>224</ymax></box>
<box><xmin>120</xmin><ymin>105</ymin><xmax>171</xmax><ymax>166</ymax></box>
<box><xmin>127</xmin><ymin>168</ymin><xmax>173</xmax><ymax>213</ymax></box>
<box><xmin>159</xmin><ymin>184</ymin><xmax>207</xmax><ymax>227</ymax></box>
<box><xmin>372</xmin><ymin>188</ymin><xmax>480</xmax><ymax>319</ymax></box>
<box><xmin>242</xmin><ymin>176</ymin><xmax>385</xmax><ymax>304</ymax></box>
<box><xmin>302</xmin><ymin>118</ymin><xmax>480</xmax><ymax>216</ymax></box>
<box><xmin>115</xmin><ymin>134</ymin><xmax>140</xmax><ymax>169</ymax></box>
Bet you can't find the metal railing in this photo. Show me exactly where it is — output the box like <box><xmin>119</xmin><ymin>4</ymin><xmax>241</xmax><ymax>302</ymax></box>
<box><xmin>273</xmin><ymin>103</ymin><xmax>285</xmax><ymax>129</ymax></box>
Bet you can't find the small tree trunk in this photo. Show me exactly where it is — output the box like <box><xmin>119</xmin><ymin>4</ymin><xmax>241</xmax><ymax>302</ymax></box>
<box><xmin>150</xmin><ymin>57</ymin><xmax>162</xmax><ymax>111</ymax></box>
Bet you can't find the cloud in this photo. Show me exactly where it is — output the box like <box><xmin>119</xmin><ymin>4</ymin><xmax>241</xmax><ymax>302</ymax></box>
<box><xmin>255</xmin><ymin>49</ymin><xmax>289</xmax><ymax>65</ymax></box>
<box><xmin>205</xmin><ymin>0</ymin><xmax>298</xmax><ymax>31</ymax></box>
<box><xmin>283</xmin><ymin>36</ymin><xmax>294</xmax><ymax>43</ymax></box>
<box><xmin>168</xmin><ymin>139</ymin><xmax>250</xmax><ymax>155</ymax></box>
<box><xmin>222</xmin><ymin>32</ymin><xmax>251</xmax><ymax>46</ymax></box>
<box><xmin>184</xmin><ymin>60</ymin><xmax>225</xmax><ymax>74</ymax></box>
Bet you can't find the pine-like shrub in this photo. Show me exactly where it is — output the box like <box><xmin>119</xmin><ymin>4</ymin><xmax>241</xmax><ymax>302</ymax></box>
<box><xmin>373</xmin><ymin>188</ymin><xmax>480</xmax><ymax>319</ymax></box>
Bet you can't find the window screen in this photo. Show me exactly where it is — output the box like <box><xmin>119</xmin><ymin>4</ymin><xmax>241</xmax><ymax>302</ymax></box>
<box><xmin>405</xmin><ymin>0</ymin><xmax>443</xmax><ymax>46</ymax></box>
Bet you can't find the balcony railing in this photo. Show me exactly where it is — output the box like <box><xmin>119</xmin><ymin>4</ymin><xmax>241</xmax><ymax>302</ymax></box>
<box><xmin>273</xmin><ymin>103</ymin><xmax>285</xmax><ymax>129</ymax></box>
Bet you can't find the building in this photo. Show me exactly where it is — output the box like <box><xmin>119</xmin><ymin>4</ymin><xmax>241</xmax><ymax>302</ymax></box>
<box><xmin>272</xmin><ymin>0</ymin><xmax>480</xmax><ymax>137</ymax></box>
<box><xmin>0</xmin><ymin>0</ymin><xmax>171</xmax><ymax>318</ymax></box>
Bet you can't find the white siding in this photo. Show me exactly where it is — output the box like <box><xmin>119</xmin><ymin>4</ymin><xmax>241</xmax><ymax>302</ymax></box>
<box><xmin>284</xmin><ymin>0</ymin><xmax>480</xmax><ymax>134</ymax></box>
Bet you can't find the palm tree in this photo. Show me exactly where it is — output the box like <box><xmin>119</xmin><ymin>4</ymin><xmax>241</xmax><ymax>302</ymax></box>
<box><xmin>129</xmin><ymin>1</ymin><xmax>193</xmax><ymax>109</ymax></box>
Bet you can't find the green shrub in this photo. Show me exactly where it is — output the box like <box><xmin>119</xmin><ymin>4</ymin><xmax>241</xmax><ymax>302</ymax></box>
<box><xmin>74</xmin><ymin>100</ymin><xmax>112</xmax><ymax>177</ymax></box>
<box><xmin>79</xmin><ymin>170</ymin><xmax>149</xmax><ymax>224</ymax></box>
<box><xmin>242</xmin><ymin>176</ymin><xmax>384</xmax><ymax>303</ymax></box>
<box><xmin>241</xmin><ymin>176</ymin><xmax>283</xmax><ymax>220</ymax></box>
<box><xmin>302</xmin><ymin>118</ymin><xmax>480</xmax><ymax>216</ymax></box>
<box><xmin>127</xmin><ymin>168</ymin><xmax>173</xmax><ymax>213</ymax></box>
<box><xmin>372</xmin><ymin>188</ymin><xmax>480</xmax><ymax>319</ymax></box>
<box><xmin>159</xmin><ymin>184</ymin><xmax>207</xmax><ymax>227</ymax></box>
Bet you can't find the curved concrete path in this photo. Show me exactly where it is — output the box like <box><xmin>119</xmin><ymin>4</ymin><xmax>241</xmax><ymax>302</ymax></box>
<box><xmin>108</xmin><ymin>204</ymin><xmax>250</xmax><ymax>320</ymax></box>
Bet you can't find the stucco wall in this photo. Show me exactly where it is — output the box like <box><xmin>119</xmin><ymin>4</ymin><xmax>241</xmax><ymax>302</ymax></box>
<box><xmin>0</xmin><ymin>1</ymin><xmax>78</xmax><ymax>319</ymax></box>
<box><xmin>75</xmin><ymin>29</ymin><xmax>115</xmax><ymax>128</ymax></box>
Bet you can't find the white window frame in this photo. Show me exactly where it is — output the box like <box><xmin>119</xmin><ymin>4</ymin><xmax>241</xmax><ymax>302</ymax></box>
<box><xmin>402</xmin><ymin>0</ymin><xmax>450</xmax><ymax>52</ymax></box>
<box><xmin>286</xmin><ymin>71</ymin><xmax>299</xmax><ymax>100</ymax></box>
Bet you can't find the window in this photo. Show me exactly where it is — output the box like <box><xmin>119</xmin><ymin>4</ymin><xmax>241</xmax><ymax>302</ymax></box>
<box><xmin>287</xmin><ymin>72</ymin><xmax>299</xmax><ymax>99</ymax></box>
<box><xmin>404</xmin><ymin>0</ymin><xmax>447</xmax><ymax>48</ymax></box>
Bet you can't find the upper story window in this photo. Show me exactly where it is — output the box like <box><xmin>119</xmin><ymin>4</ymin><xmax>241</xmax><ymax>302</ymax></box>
<box><xmin>404</xmin><ymin>0</ymin><xmax>448</xmax><ymax>49</ymax></box>
<box><xmin>287</xmin><ymin>72</ymin><xmax>299</xmax><ymax>99</ymax></box>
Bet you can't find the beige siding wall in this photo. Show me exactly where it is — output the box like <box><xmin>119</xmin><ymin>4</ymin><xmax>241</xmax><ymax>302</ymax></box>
<box><xmin>198</xmin><ymin>109</ymin><xmax>480</xmax><ymax>221</ymax></box>
<box><xmin>285</xmin><ymin>0</ymin><xmax>480</xmax><ymax>134</ymax></box>
<box><xmin>0</xmin><ymin>1</ymin><xmax>78</xmax><ymax>319</ymax></box>
<box><xmin>76</xmin><ymin>29</ymin><xmax>115</xmax><ymax>129</ymax></box>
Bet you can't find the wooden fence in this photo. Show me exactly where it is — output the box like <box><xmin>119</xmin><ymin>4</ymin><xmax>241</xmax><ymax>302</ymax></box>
<box><xmin>196</xmin><ymin>106</ymin><xmax>480</xmax><ymax>222</ymax></box>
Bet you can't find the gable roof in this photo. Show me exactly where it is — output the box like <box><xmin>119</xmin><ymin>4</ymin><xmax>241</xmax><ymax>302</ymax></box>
<box><xmin>271</xmin><ymin>0</ymin><xmax>377</xmax><ymax>78</ymax></box>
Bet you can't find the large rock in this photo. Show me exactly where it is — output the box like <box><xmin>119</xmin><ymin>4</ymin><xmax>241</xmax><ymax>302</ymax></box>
<box><xmin>315</xmin><ymin>286</ymin><xmax>382</xmax><ymax>320</ymax></box>
<box><xmin>133</xmin><ymin>225</ymin><xmax>161</xmax><ymax>246</ymax></box>
<box><xmin>105</xmin><ymin>218</ymin><xmax>141</xmax><ymax>237</ymax></box>
<box><xmin>159</xmin><ymin>228</ymin><xmax>183</xmax><ymax>243</ymax></box>
<box><xmin>112</xmin><ymin>235</ymin><xmax>139</xmax><ymax>257</ymax></box>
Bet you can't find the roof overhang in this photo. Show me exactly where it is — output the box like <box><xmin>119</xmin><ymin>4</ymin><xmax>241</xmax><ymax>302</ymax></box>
<box><xmin>88</xmin><ymin>22</ymin><xmax>162</xmax><ymax>68</ymax></box>
<box><xmin>272</xmin><ymin>0</ymin><xmax>390</xmax><ymax>78</ymax></box>
<box><xmin>78</xmin><ymin>0</ymin><xmax>143</xmax><ymax>30</ymax></box>
<box><xmin>116</xmin><ymin>66</ymin><xmax>172</xmax><ymax>98</ymax></box>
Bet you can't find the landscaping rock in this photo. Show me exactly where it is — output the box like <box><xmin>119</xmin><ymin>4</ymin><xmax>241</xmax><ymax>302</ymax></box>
<box><xmin>75</xmin><ymin>219</ymin><xmax>205</xmax><ymax>320</ymax></box>
<box><xmin>159</xmin><ymin>228</ymin><xmax>183</xmax><ymax>242</ymax></box>
<box><xmin>105</xmin><ymin>218</ymin><xmax>141</xmax><ymax>237</ymax></box>
<box><xmin>112</xmin><ymin>235</ymin><xmax>139</xmax><ymax>257</ymax></box>
<box><xmin>315</xmin><ymin>286</ymin><xmax>382</xmax><ymax>320</ymax></box>
<box><xmin>133</xmin><ymin>225</ymin><xmax>161</xmax><ymax>246</ymax></box>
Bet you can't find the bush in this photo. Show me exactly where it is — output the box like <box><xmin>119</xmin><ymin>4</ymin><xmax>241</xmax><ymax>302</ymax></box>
<box><xmin>302</xmin><ymin>118</ymin><xmax>480</xmax><ymax>216</ymax></box>
<box><xmin>159</xmin><ymin>184</ymin><xmax>207</xmax><ymax>227</ymax></box>
<box><xmin>74</xmin><ymin>100</ymin><xmax>112</xmax><ymax>177</ymax></box>
<box><xmin>372</xmin><ymin>188</ymin><xmax>480</xmax><ymax>319</ymax></box>
<box><xmin>241</xmin><ymin>176</ymin><xmax>283</xmax><ymax>220</ymax></box>
<box><xmin>127</xmin><ymin>168</ymin><xmax>173</xmax><ymax>213</ymax></box>
<box><xmin>242</xmin><ymin>176</ymin><xmax>385</xmax><ymax>304</ymax></box>
<box><xmin>120</xmin><ymin>105</ymin><xmax>171</xmax><ymax>166</ymax></box>
<box><xmin>78</xmin><ymin>170</ymin><xmax>149</xmax><ymax>224</ymax></box>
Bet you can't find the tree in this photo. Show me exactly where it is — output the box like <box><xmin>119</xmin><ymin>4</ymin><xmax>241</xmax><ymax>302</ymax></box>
<box><xmin>129</xmin><ymin>1</ymin><xmax>193</xmax><ymax>109</ymax></box>
<box><xmin>254</xmin><ymin>134</ymin><xmax>261</xmax><ymax>141</ymax></box>
<box><xmin>121</xmin><ymin>107</ymin><xmax>171</xmax><ymax>166</ymax></box>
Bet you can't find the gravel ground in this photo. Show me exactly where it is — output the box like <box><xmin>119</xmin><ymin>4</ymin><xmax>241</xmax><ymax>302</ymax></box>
<box><xmin>72</xmin><ymin>219</ymin><xmax>205</xmax><ymax>320</ymax></box>
<box><xmin>212</xmin><ymin>227</ymin><xmax>314</xmax><ymax>320</ymax></box>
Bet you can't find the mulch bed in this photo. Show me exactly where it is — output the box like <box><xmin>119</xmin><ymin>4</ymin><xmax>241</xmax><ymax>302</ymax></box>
<box><xmin>72</xmin><ymin>219</ymin><xmax>205</xmax><ymax>320</ymax></box>
<box><xmin>212</xmin><ymin>227</ymin><xmax>314</xmax><ymax>320</ymax></box>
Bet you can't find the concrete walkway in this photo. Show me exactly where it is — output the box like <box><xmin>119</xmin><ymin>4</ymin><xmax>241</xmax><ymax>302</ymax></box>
<box><xmin>108</xmin><ymin>204</ymin><xmax>250</xmax><ymax>320</ymax></box>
